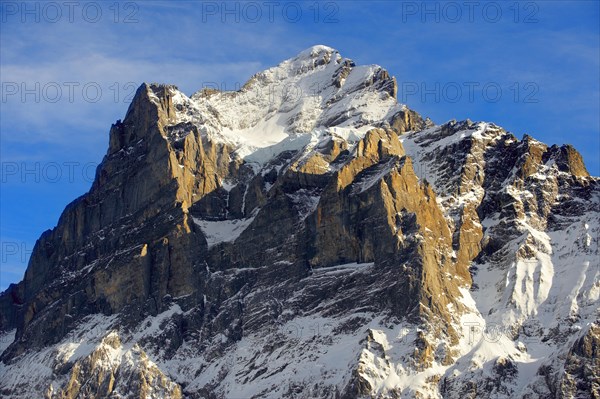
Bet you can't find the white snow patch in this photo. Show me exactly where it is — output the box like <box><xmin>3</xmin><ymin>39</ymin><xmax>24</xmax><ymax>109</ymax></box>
<box><xmin>193</xmin><ymin>213</ymin><xmax>257</xmax><ymax>247</ymax></box>
<box><xmin>0</xmin><ymin>329</ymin><xmax>16</xmax><ymax>355</ymax></box>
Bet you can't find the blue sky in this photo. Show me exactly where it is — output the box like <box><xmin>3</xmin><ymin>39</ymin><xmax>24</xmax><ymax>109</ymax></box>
<box><xmin>1</xmin><ymin>0</ymin><xmax>599</xmax><ymax>291</ymax></box>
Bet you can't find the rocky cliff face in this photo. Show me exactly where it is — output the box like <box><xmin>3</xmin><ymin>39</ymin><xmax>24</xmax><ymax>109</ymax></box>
<box><xmin>0</xmin><ymin>45</ymin><xmax>598</xmax><ymax>398</ymax></box>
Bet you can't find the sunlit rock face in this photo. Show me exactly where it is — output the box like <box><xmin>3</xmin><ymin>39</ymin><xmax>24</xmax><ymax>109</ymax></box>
<box><xmin>0</xmin><ymin>46</ymin><xmax>598</xmax><ymax>399</ymax></box>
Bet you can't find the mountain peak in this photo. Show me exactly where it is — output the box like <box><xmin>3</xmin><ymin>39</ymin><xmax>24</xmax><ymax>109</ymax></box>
<box><xmin>295</xmin><ymin>44</ymin><xmax>337</xmax><ymax>59</ymax></box>
<box><xmin>169</xmin><ymin>46</ymin><xmax>405</xmax><ymax>164</ymax></box>
<box><xmin>272</xmin><ymin>44</ymin><xmax>342</xmax><ymax>77</ymax></box>
<box><xmin>1</xmin><ymin>47</ymin><xmax>597</xmax><ymax>399</ymax></box>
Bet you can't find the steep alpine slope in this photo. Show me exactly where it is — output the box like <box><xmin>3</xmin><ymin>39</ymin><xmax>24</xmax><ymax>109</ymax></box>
<box><xmin>0</xmin><ymin>45</ymin><xmax>597</xmax><ymax>398</ymax></box>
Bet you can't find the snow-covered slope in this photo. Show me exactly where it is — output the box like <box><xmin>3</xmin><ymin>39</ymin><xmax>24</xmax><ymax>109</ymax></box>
<box><xmin>400</xmin><ymin>121</ymin><xmax>599</xmax><ymax>397</ymax></box>
<box><xmin>166</xmin><ymin>45</ymin><xmax>402</xmax><ymax>164</ymax></box>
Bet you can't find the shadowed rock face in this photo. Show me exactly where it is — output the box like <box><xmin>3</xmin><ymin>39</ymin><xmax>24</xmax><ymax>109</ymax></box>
<box><xmin>0</xmin><ymin>46</ymin><xmax>598</xmax><ymax>398</ymax></box>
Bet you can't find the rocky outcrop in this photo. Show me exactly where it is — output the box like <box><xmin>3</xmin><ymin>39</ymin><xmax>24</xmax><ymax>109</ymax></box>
<box><xmin>529</xmin><ymin>323</ymin><xmax>600</xmax><ymax>399</ymax></box>
<box><xmin>50</xmin><ymin>332</ymin><xmax>182</xmax><ymax>399</ymax></box>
